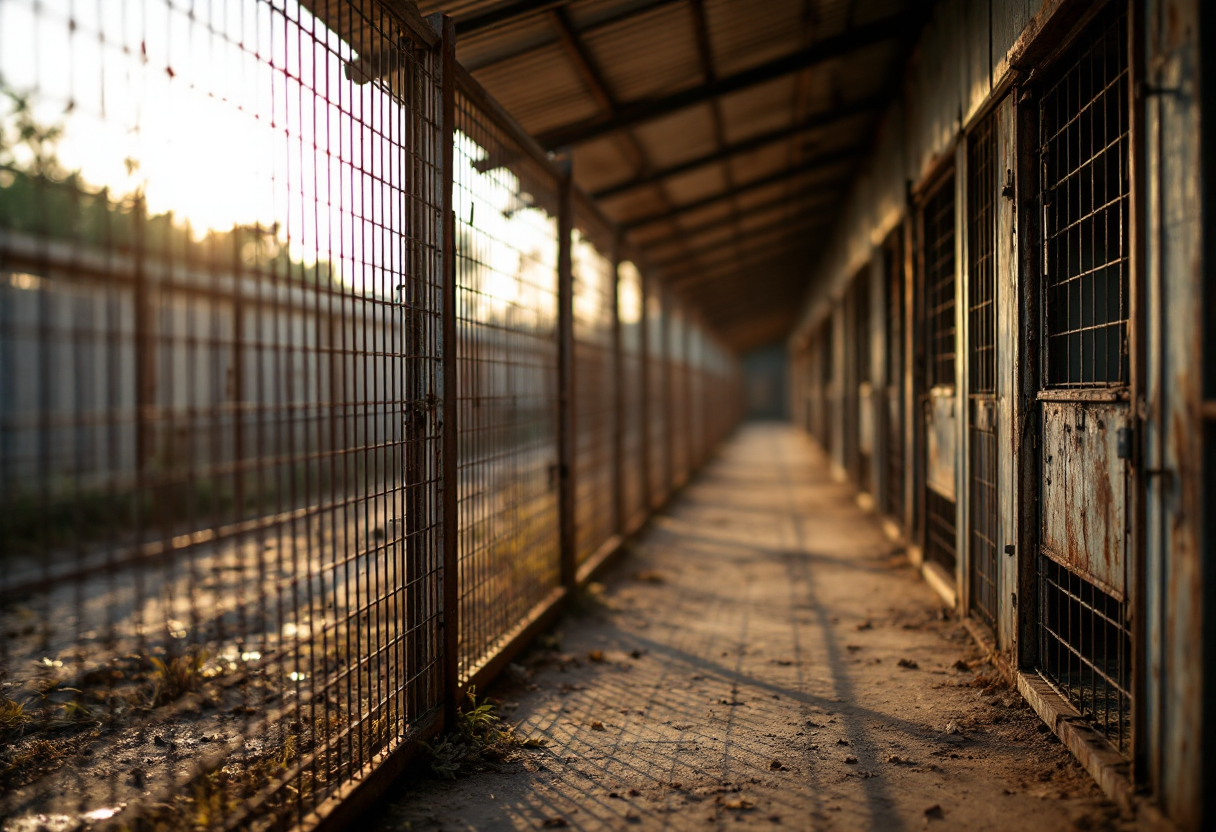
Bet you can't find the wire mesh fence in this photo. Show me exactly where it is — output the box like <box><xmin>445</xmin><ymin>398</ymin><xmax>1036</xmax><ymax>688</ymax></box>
<box><xmin>452</xmin><ymin>76</ymin><xmax>561</xmax><ymax>681</ymax></box>
<box><xmin>571</xmin><ymin>196</ymin><xmax>617</xmax><ymax>565</ymax></box>
<box><xmin>0</xmin><ymin>0</ymin><xmax>445</xmax><ymax>827</ymax></box>
<box><xmin>0</xmin><ymin>2</ymin><xmax>742</xmax><ymax>829</ymax></box>
<box><xmin>645</xmin><ymin>276</ymin><xmax>669</xmax><ymax>507</ymax></box>
<box><xmin>617</xmin><ymin>260</ymin><xmax>646</xmax><ymax>528</ymax></box>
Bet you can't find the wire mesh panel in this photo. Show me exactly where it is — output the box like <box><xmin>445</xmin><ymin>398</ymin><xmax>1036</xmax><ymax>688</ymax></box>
<box><xmin>968</xmin><ymin>115</ymin><xmax>999</xmax><ymax>629</ymax></box>
<box><xmin>1035</xmin><ymin>0</ymin><xmax>1132</xmax><ymax>755</ymax></box>
<box><xmin>668</xmin><ymin>305</ymin><xmax>688</xmax><ymax>486</ymax></box>
<box><xmin>1038</xmin><ymin>556</ymin><xmax>1132</xmax><ymax>752</ymax></box>
<box><xmin>1041</xmin><ymin>2</ymin><xmax>1130</xmax><ymax>389</ymax></box>
<box><xmin>852</xmin><ymin>273</ymin><xmax>872</xmax><ymax>494</ymax></box>
<box><xmin>453</xmin><ymin>83</ymin><xmax>560</xmax><ymax>679</ymax></box>
<box><xmin>0</xmin><ymin>0</ymin><xmax>444</xmax><ymax>827</ymax></box>
<box><xmin>645</xmin><ymin>276</ymin><xmax>667</xmax><ymax>506</ymax></box>
<box><xmin>688</xmin><ymin>326</ymin><xmax>705</xmax><ymax>470</ymax></box>
<box><xmin>571</xmin><ymin>198</ymin><xmax>616</xmax><ymax>564</ymax></box>
<box><xmin>618</xmin><ymin>260</ymin><xmax>644</xmax><ymax>526</ymax></box>
<box><xmin>923</xmin><ymin>175</ymin><xmax>957</xmax><ymax>390</ymax></box>
<box><xmin>883</xmin><ymin>230</ymin><xmax>905</xmax><ymax>521</ymax></box>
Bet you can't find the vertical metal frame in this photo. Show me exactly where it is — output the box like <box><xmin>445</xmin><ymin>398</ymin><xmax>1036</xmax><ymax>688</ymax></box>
<box><xmin>995</xmin><ymin>94</ymin><xmax>1020</xmax><ymax>654</ymax></box>
<box><xmin>556</xmin><ymin>159</ymin><xmax>576</xmax><ymax>593</ymax></box>
<box><xmin>437</xmin><ymin>12</ymin><xmax>459</xmax><ymax>729</ymax></box>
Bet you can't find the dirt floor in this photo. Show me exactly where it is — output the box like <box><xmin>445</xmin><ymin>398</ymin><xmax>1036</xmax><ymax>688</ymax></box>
<box><xmin>375</xmin><ymin>423</ymin><xmax>1132</xmax><ymax>832</ymax></box>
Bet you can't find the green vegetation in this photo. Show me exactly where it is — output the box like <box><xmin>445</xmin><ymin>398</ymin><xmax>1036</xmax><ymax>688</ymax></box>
<box><xmin>424</xmin><ymin>686</ymin><xmax>531</xmax><ymax>779</ymax></box>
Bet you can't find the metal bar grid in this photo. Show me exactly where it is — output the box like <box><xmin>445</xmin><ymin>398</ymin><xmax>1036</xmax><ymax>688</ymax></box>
<box><xmin>0</xmin><ymin>1</ymin><xmax>444</xmax><ymax>827</ymax></box>
<box><xmin>968</xmin><ymin>115</ymin><xmax>999</xmax><ymax>630</ymax></box>
<box><xmin>1038</xmin><ymin>555</ymin><xmax>1132</xmax><ymax>753</ymax></box>
<box><xmin>883</xmin><ymin>230</ymin><xmax>905</xmax><ymax>521</ymax></box>
<box><xmin>645</xmin><ymin>277</ymin><xmax>668</xmax><ymax>506</ymax></box>
<box><xmin>853</xmin><ymin>272</ymin><xmax>871</xmax><ymax>494</ymax></box>
<box><xmin>668</xmin><ymin>306</ymin><xmax>688</xmax><ymax>486</ymax></box>
<box><xmin>924</xmin><ymin>488</ymin><xmax>958</xmax><ymax>574</ymax></box>
<box><xmin>451</xmin><ymin>81</ymin><xmax>561</xmax><ymax>680</ymax></box>
<box><xmin>1040</xmin><ymin>1</ymin><xmax>1130</xmax><ymax>389</ymax></box>
<box><xmin>571</xmin><ymin>197</ymin><xmax>616</xmax><ymax>564</ymax></box>
<box><xmin>617</xmin><ymin>260</ymin><xmax>645</xmax><ymax>527</ymax></box>
<box><xmin>922</xmin><ymin>173</ymin><xmax>956</xmax><ymax>389</ymax></box>
<box><xmin>688</xmin><ymin>327</ymin><xmax>705</xmax><ymax>471</ymax></box>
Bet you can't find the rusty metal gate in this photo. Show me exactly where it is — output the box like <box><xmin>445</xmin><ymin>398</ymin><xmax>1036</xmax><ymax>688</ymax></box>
<box><xmin>883</xmin><ymin>228</ymin><xmax>906</xmax><ymax>522</ymax></box>
<box><xmin>918</xmin><ymin>170</ymin><xmax>958</xmax><ymax>577</ymax></box>
<box><xmin>968</xmin><ymin>116</ymin><xmax>999</xmax><ymax>630</ymax></box>
<box><xmin>1034</xmin><ymin>0</ymin><xmax>1133</xmax><ymax>755</ymax></box>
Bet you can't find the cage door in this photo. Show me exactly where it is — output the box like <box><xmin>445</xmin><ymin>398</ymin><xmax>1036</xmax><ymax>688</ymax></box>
<box><xmin>1034</xmin><ymin>0</ymin><xmax>1133</xmax><ymax>754</ymax></box>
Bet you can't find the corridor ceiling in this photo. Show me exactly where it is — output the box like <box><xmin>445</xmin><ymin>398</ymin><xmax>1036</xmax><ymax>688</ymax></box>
<box><xmin>353</xmin><ymin>0</ymin><xmax>932</xmax><ymax>350</ymax></box>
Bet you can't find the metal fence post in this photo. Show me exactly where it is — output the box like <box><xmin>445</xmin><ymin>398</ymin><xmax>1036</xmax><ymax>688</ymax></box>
<box><xmin>556</xmin><ymin>158</ymin><xmax>577</xmax><ymax>593</ymax></box>
<box><xmin>437</xmin><ymin>12</ymin><xmax>459</xmax><ymax>730</ymax></box>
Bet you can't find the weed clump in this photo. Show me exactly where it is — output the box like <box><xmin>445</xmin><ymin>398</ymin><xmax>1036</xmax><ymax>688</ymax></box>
<box><xmin>0</xmin><ymin>697</ymin><xmax>31</xmax><ymax>736</ymax></box>
<box><xmin>424</xmin><ymin>687</ymin><xmax>536</xmax><ymax>779</ymax></box>
<box><xmin>148</xmin><ymin>650</ymin><xmax>210</xmax><ymax>705</ymax></box>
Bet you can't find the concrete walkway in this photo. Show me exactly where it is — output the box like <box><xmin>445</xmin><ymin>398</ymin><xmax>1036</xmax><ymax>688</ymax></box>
<box><xmin>378</xmin><ymin>423</ymin><xmax>1124</xmax><ymax>831</ymax></box>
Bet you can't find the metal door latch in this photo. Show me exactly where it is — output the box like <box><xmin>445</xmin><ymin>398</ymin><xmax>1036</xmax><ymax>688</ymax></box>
<box><xmin>1116</xmin><ymin>426</ymin><xmax>1133</xmax><ymax>460</ymax></box>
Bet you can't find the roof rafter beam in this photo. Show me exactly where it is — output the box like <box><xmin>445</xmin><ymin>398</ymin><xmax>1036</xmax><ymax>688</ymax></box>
<box><xmin>593</xmin><ymin>95</ymin><xmax>883</xmax><ymax>200</ymax></box>
<box><xmin>537</xmin><ymin>10</ymin><xmax>916</xmax><ymax>149</ymax></box>
<box><xmin>456</xmin><ymin>0</ymin><xmax>571</xmax><ymax>36</ymax></box>
<box><xmin>463</xmin><ymin>0</ymin><xmax>687</xmax><ymax>70</ymax></box>
<box><xmin>547</xmin><ymin>7</ymin><xmax>654</xmax><ymax>178</ymax></box>
<box><xmin>652</xmin><ymin>210</ymin><xmax>830</xmax><ymax>270</ymax></box>
<box><xmin>622</xmin><ymin>148</ymin><xmax>860</xmax><ymax>230</ymax></box>
<box><xmin>641</xmin><ymin>187</ymin><xmax>838</xmax><ymax>253</ymax></box>
<box><xmin>667</xmin><ymin>236</ymin><xmax>815</xmax><ymax>287</ymax></box>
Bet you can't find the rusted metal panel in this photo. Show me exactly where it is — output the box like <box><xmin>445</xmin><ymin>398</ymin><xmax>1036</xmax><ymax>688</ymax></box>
<box><xmin>1039</xmin><ymin>401</ymin><xmax>1129</xmax><ymax>600</ymax></box>
<box><xmin>926</xmin><ymin>389</ymin><xmax>957</xmax><ymax>501</ymax></box>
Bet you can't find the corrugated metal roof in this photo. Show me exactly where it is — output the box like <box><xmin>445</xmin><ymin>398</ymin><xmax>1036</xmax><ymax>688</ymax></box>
<box><xmin>316</xmin><ymin>0</ymin><xmax>930</xmax><ymax>349</ymax></box>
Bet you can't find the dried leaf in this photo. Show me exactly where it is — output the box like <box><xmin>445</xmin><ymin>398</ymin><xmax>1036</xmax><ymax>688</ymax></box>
<box><xmin>723</xmin><ymin>798</ymin><xmax>755</xmax><ymax>811</ymax></box>
<box><xmin>769</xmin><ymin>759</ymin><xmax>786</xmax><ymax>771</ymax></box>
<box><xmin>588</xmin><ymin>650</ymin><xmax>605</xmax><ymax>663</ymax></box>
<box><xmin>855</xmin><ymin>620</ymin><xmax>873</xmax><ymax>631</ymax></box>
<box><xmin>542</xmin><ymin>818</ymin><xmax>569</xmax><ymax>828</ymax></box>
<box><xmin>634</xmin><ymin>570</ymin><xmax>665</xmax><ymax>583</ymax></box>
<box><xmin>897</xmin><ymin>658</ymin><xmax>919</xmax><ymax>669</ymax></box>
<box><xmin>590</xmin><ymin>721</ymin><xmax>605</xmax><ymax>731</ymax></box>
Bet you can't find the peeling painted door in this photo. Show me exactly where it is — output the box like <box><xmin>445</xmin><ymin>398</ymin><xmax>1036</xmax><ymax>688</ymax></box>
<box><xmin>1034</xmin><ymin>0</ymin><xmax>1133</xmax><ymax>754</ymax></box>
